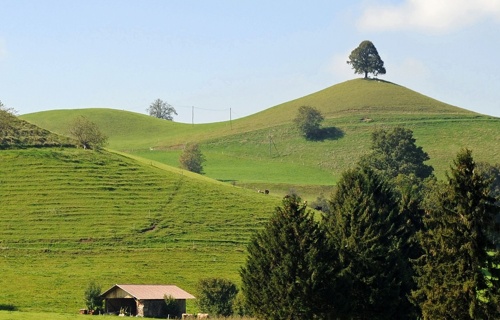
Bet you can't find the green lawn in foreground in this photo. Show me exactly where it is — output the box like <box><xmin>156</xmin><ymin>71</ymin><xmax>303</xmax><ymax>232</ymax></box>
<box><xmin>0</xmin><ymin>148</ymin><xmax>281</xmax><ymax>313</ymax></box>
<box><xmin>0</xmin><ymin>311</ymin><xmax>86</xmax><ymax>320</ymax></box>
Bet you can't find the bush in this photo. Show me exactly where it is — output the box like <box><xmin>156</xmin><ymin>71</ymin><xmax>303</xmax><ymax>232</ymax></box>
<box><xmin>179</xmin><ymin>143</ymin><xmax>206</xmax><ymax>174</ymax></box>
<box><xmin>164</xmin><ymin>294</ymin><xmax>181</xmax><ymax>318</ymax></box>
<box><xmin>84</xmin><ymin>281</ymin><xmax>103</xmax><ymax>312</ymax></box>
<box><xmin>196</xmin><ymin>277</ymin><xmax>238</xmax><ymax>317</ymax></box>
<box><xmin>68</xmin><ymin>116</ymin><xmax>107</xmax><ymax>150</ymax></box>
<box><xmin>294</xmin><ymin>106</ymin><xmax>324</xmax><ymax>140</ymax></box>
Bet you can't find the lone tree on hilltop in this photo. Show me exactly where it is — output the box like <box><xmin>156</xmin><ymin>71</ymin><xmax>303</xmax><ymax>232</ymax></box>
<box><xmin>347</xmin><ymin>40</ymin><xmax>386</xmax><ymax>79</ymax></box>
<box><xmin>147</xmin><ymin>98</ymin><xmax>177</xmax><ymax>121</ymax></box>
<box><xmin>294</xmin><ymin>105</ymin><xmax>324</xmax><ymax>140</ymax></box>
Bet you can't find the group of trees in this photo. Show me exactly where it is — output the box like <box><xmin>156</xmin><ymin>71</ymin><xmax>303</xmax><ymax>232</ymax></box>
<box><xmin>241</xmin><ymin>127</ymin><xmax>500</xmax><ymax>320</ymax></box>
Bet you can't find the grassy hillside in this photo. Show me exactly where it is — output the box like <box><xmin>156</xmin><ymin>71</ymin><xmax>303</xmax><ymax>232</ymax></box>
<box><xmin>21</xmin><ymin>79</ymin><xmax>500</xmax><ymax>199</ymax></box>
<box><xmin>0</xmin><ymin>110</ymin><xmax>75</xmax><ymax>149</ymax></box>
<box><xmin>0</xmin><ymin>148</ymin><xmax>280</xmax><ymax>313</ymax></box>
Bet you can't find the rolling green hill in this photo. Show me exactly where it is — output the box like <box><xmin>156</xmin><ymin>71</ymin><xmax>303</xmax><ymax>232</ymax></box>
<box><xmin>0</xmin><ymin>148</ymin><xmax>280</xmax><ymax>313</ymax></box>
<box><xmin>21</xmin><ymin>79</ymin><xmax>500</xmax><ymax>199</ymax></box>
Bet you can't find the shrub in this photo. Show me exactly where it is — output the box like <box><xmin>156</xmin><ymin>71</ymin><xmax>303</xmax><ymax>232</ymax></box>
<box><xmin>196</xmin><ymin>277</ymin><xmax>238</xmax><ymax>317</ymax></box>
<box><xmin>294</xmin><ymin>106</ymin><xmax>324</xmax><ymax>140</ymax></box>
<box><xmin>84</xmin><ymin>281</ymin><xmax>103</xmax><ymax>312</ymax></box>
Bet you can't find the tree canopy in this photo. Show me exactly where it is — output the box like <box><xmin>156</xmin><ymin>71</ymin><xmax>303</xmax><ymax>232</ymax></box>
<box><xmin>412</xmin><ymin>149</ymin><xmax>500</xmax><ymax>319</ymax></box>
<box><xmin>179</xmin><ymin>143</ymin><xmax>206</xmax><ymax>174</ymax></box>
<box><xmin>241</xmin><ymin>194</ymin><xmax>336</xmax><ymax>320</ymax></box>
<box><xmin>147</xmin><ymin>98</ymin><xmax>177</xmax><ymax>120</ymax></box>
<box><xmin>68</xmin><ymin>116</ymin><xmax>108</xmax><ymax>150</ymax></box>
<box><xmin>293</xmin><ymin>105</ymin><xmax>324</xmax><ymax>140</ymax></box>
<box><xmin>196</xmin><ymin>278</ymin><xmax>238</xmax><ymax>317</ymax></box>
<box><xmin>361</xmin><ymin>126</ymin><xmax>434</xmax><ymax>180</ymax></box>
<box><xmin>84</xmin><ymin>281</ymin><xmax>103</xmax><ymax>312</ymax></box>
<box><xmin>347</xmin><ymin>40</ymin><xmax>386</xmax><ymax>79</ymax></box>
<box><xmin>325</xmin><ymin>165</ymin><xmax>409</xmax><ymax>319</ymax></box>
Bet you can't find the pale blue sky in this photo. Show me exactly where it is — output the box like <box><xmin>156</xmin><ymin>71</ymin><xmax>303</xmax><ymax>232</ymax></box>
<box><xmin>1</xmin><ymin>0</ymin><xmax>499</xmax><ymax>123</ymax></box>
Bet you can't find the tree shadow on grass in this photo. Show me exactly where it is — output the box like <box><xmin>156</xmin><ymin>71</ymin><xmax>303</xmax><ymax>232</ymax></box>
<box><xmin>0</xmin><ymin>304</ymin><xmax>17</xmax><ymax>311</ymax></box>
<box><xmin>308</xmin><ymin>126</ymin><xmax>345</xmax><ymax>141</ymax></box>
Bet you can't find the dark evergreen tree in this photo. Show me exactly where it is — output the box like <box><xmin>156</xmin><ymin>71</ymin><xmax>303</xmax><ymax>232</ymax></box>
<box><xmin>325</xmin><ymin>166</ymin><xmax>409</xmax><ymax>319</ymax></box>
<box><xmin>347</xmin><ymin>40</ymin><xmax>386</xmax><ymax>78</ymax></box>
<box><xmin>241</xmin><ymin>194</ymin><xmax>337</xmax><ymax>320</ymax></box>
<box><xmin>412</xmin><ymin>149</ymin><xmax>500</xmax><ymax>319</ymax></box>
<box><xmin>477</xmin><ymin>162</ymin><xmax>500</xmax><ymax>245</ymax></box>
<box><xmin>360</xmin><ymin>126</ymin><xmax>434</xmax><ymax>317</ymax></box>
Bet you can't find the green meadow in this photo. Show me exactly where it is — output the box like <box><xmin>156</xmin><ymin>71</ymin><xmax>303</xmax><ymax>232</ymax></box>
<box><xmin>0</xmin><ymin>148</ymin><xmax>279</xmax><ymax>314</ymax></box>
<box><xmin>22</xmin><ymin>79</ymin><xmax>500</xmax><ymax>196</ymax></box>
<box><xmin>2</xmin><ymin>78</ymin><xmax>499</xmax><ymax>317</ymax></box>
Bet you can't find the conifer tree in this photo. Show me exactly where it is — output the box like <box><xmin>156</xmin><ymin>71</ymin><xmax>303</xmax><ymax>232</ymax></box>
<box><xmin>240</xmin><ymin>194</ymin><xmax>337</xmax><ymax>320</ymax></box>
<box><xmin>325</xmin><ymin>166</ymin><xmax>409</xmax><ymax>319</ymax></box>
<box><xmin>360</xmin><ymin>126</ymin><xmax>434</xmax><ymax>317</ymax></box>
<box><xmin>412</xmin><ymin>149</ymin><xmax>500</xmax><ymax>319</ymax></box>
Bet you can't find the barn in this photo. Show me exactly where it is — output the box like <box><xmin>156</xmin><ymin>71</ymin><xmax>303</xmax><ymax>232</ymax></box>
<box><xmin>100</xmin><ymin>284</ymin><xmax>195</xmax><ymax>318</ymax></box>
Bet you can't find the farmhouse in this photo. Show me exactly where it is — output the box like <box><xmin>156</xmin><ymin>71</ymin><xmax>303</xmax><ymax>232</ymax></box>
<box><xmin>100</xmin><ymin>284</ymin><xmax>195</xmax><ymax>318</ymax></box>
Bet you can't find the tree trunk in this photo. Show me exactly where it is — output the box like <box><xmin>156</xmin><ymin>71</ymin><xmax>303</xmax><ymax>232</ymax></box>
<box><xmin>364</xmin><ymin>71</ymin><xmax>368</xmax><ymax>79</ymax></box>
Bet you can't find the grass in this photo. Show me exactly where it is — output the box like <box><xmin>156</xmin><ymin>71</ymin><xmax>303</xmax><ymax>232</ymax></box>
<box><xmin>0</xmin><ymin>148</ymin><xmax>281</xmax><ymax>314</ymax></box>
<box><xmin>21</xmin><ymin>79</ymin><xmax>500</xmax><ymax>198</ymax></box>
<box><xmin>0</xmin><ymin>311</ymin><xmax>256</xmax><ymax>320</ymax></box>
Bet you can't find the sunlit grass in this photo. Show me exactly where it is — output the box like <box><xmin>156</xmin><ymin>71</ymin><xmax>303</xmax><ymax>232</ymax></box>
<box><xmin>0</xmin><ymin>148</ymin><xmax>280</xmax><ymax>313</ymax></box>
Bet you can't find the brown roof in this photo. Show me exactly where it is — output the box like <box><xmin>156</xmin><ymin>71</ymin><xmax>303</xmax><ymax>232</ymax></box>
<box><xmin>101</xmin><ymin>284</ymin><xmax>195</xmax><ymax>300</ymax></box>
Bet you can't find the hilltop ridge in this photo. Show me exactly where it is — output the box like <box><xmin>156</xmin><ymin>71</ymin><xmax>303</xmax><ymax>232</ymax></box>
<box><xmin>19</xmin><ymin>78</ymin><xmax>499</xmax><ymax>196</ymax></box>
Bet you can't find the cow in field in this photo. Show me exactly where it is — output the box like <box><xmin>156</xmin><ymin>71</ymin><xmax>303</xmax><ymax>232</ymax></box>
<box><xmin>197</xmin><ymin>313</ymin><xmax>209</xmax><ymax>319</ymax></box>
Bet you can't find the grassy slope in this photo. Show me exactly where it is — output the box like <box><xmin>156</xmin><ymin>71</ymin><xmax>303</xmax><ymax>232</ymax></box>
<box><xmin>0</xmin><ymin>148</ymin><xmax>280</xmax><ymax>313</ymax></box>
<box><xmin>0</xmin><ymin>110</ymin><xmax>75</xmax><ymax>148</ymax></box>
<box><xmin>21</xmin><ymin>79</ymin><xmax>500</xmax><ymax>199</ymax></box>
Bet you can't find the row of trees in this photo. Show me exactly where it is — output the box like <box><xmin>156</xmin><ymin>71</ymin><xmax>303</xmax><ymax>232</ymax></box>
<box><xmin>240</xmin><ymin>127</ymin><xmax>500</xmax><ymax>319</ymax></box>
